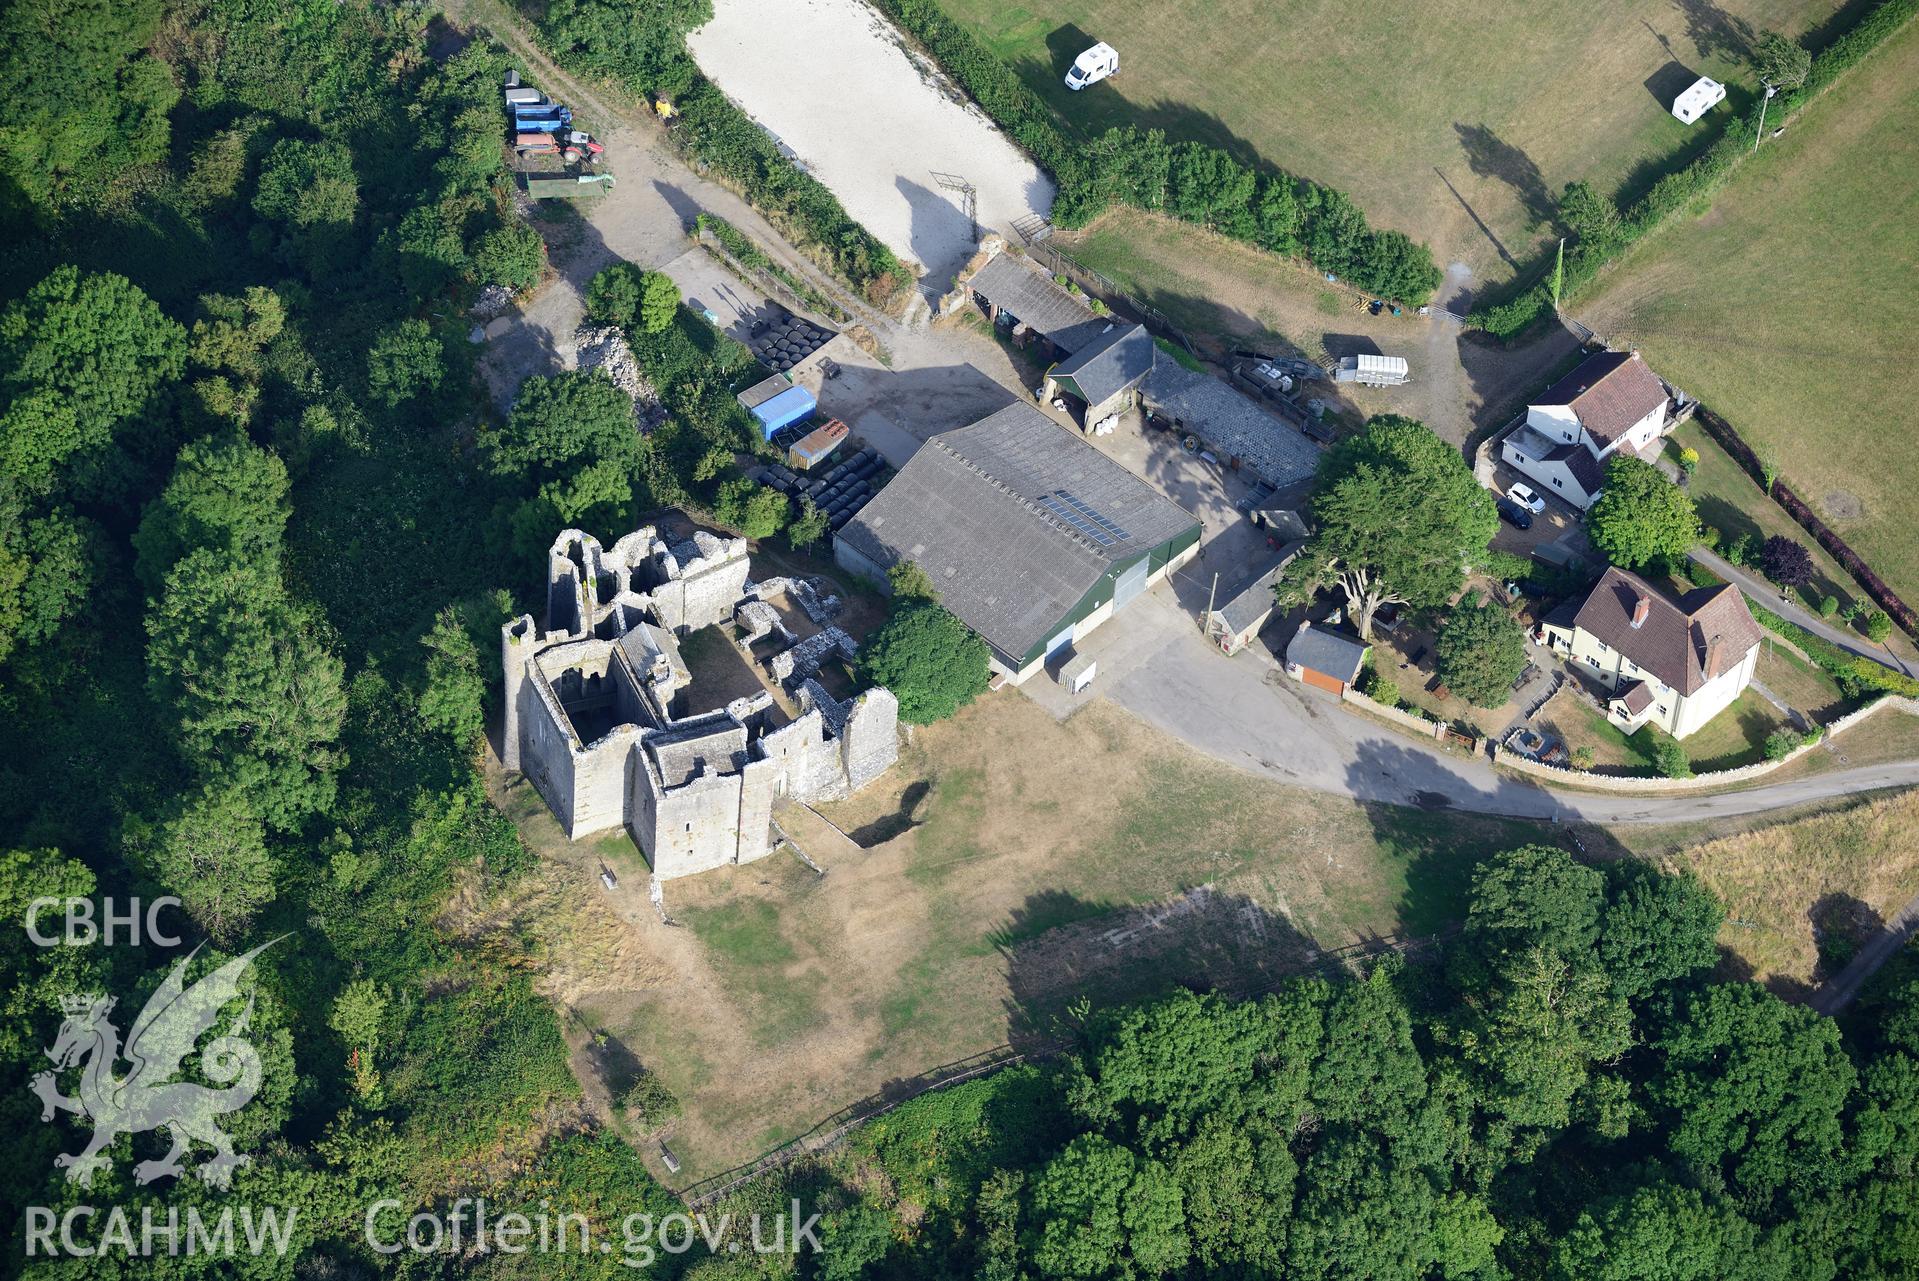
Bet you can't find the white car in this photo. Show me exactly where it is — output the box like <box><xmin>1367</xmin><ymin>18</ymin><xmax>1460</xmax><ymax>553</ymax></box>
<box><xmin>1507</xmin><ymin>482</ymin><xmax>1546</xmax><ymax>514</ymax></box>
<box><xmin>1065</xmin><ymin>42</ymin><xmax>1119</xmax><ymax>91</ymax></box>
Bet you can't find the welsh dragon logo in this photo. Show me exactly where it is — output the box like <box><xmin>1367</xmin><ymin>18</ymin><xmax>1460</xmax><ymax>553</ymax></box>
<box><xmin>31</xmin><ymin>940</ymin><xmax>281</xmax><ymax>1189</ymax></box>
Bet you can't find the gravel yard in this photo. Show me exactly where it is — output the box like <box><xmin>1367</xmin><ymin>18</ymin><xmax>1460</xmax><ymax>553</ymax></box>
<box><xmin>687</xmin><ymin>0</ymin><xmax>1054</xmax><ymax>288</ymax></box>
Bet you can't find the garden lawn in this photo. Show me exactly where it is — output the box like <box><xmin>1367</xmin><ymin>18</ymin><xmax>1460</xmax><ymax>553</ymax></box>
<box><xmin>1580</xmin><ymin>14</ymin><xmax>1919</xmax><ymax>608</ymax></box>
<box><xmin>1681</xmin><ymin>687</ymin><xmax>1790</xmax><ymax>771</ymax></box>
<box><xmin>939</xmin><ymin>0</ymin><xmax>1837</xmax><ymax>283</ymax></box>
<box><xmin>1540</xmin><ymin>688</ymin><xmax>1656</xmax><ymax>773</ymax></box>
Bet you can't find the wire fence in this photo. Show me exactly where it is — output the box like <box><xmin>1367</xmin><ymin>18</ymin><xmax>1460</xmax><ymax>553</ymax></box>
<box><xmin>1023</xmin><ymin>238</ymin><xmax>1202</xmax><ymax>358</ymax></box>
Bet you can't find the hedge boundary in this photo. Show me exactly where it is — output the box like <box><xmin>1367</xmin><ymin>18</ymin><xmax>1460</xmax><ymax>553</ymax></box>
<box><xmin>1472</xmin><ymin>0</ymin><xmax>1919</xmax><ymax>337</ymax></box>
<box><xmin>865</xmin><ymin>0</ymin><xmax>1442</xmax><ymax>304</ymax></box>
<box><xmin>1690</xmin><ymin>407</ymin><xmax>1919</xmax><ymax>642</ymax></box>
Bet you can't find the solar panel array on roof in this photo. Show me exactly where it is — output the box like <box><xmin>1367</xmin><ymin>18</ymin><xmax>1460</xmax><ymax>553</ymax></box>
<box><xmin>1040</xmin><ymin>490</ymin><xmax>1129</xmax><ymax>547</ymax></box>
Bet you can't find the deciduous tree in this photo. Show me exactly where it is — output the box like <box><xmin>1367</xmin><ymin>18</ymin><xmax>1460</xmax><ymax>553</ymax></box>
<box><xmin>1283</xmin><ymin>416</ymin><xmax>1496</xmax><ymax>639</ymax></box>
<box><xmin>856</xmin><ymin>602</ymin><xmax>990</xmax><ymax>724</ymax></box>
<box><xmin>1758</xmin><ymin>534</ymin><xmax>1814</xmax><ymax>590</ymax></box>
<box><xmin>146</xmin><ymin>550</ymin><xmax>347</xmax><ymax>830</ymax></box>
<box><xmin>1587</xmin><ymin>456</ymin><xmax>1699</xmax><ymax>570</ymax></box>
<box><xmin>133</xmin><ymin>433</ymin><xmax>291</xmax><ymax>592</ymax></box>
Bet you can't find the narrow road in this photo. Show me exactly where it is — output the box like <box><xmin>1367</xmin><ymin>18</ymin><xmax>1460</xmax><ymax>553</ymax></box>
<box><xmin>1810</xmin><ymin>889</ymin><xmax>1919</xmax><ymax>1014</ymax></box>
<box><xmin>1693</xmin><ymin>546</ymin><xmax>1914</xmax><ymax>676</ymax></box>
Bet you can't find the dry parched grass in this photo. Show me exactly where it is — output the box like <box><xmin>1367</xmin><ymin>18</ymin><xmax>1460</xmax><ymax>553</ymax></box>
<box><xmin>1659</xmin><ymin>789</ymin><xmax>1919</xmax><ymax>989</ymax></box>
<box><xmin>1580</xmin><ymin>16</ymin><xmax>1919</xmax><ymax>606</ymax></box>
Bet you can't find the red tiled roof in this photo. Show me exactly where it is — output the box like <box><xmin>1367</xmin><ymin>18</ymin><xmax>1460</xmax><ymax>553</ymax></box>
<box><xmin>1573</xmin><ymin>567</ymin><xmax>1764</xmax><ymax>695</ymax></box>
<box><xmin>1534</xmin><ymin>351</ymin><xmax>1668</xmax><ymax>447</ymax></box>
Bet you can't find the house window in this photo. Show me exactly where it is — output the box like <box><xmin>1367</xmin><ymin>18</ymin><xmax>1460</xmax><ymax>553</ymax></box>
<box><xmin>1657</xmin><ymin>705</ymin><xmax>1669</xmax><ymax>715</ymax></box>
<box><xmin>1551</xmin><ymin>477</ymin><xmax>1563</xmax><ymax>488</ymax></box>
<box><xmin>1596</xmin><ymin>641</ymin><xmax>1608</xmax><ymax>653</ymax></box>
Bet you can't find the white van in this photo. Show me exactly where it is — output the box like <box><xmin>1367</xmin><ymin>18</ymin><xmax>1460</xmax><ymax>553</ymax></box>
<box><xmin>1065</xmin><ymin>42</ymin><xmax>1119</xmax><ymax>90</ymax></box>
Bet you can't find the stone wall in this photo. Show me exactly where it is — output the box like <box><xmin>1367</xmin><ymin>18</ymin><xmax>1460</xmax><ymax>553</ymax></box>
<box><xmin>841</xmin><ymin>688</ymin><xmax>901</xmax><ymax>792</ymax></box>
<box><xmin>1491</xmin><ymin>696</ymin><xmax>1919</xmax><ymax>793</ymax></box>
<box><xmin>1341</xmin><ymin>687</ymin><xmax>1446</xmax><ymax>739</ymax></box>
<box><xmin>506</xmin><ymin>524</ymin><xmax>900</xmax><ymax>880</ymax></box>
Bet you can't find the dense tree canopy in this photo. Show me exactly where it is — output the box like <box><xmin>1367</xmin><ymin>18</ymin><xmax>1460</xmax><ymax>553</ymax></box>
<box><xmin>1285</xmin><ymin>416</ymin><xmax>1497</xmax><ymax>638</ymax></box>
<box><xmin>1588</xmin><ymin>455</ymin><xmax>1700</xmax><ymax>570</ymax></box>
<box><xmin>856</xmin><ymin>600</ymin><xmax>991</xmax><ymax>723</ymax></box>
<box><xmin>1435</xmin><ymin>595</ymin><xmax>1528</xmax><ymax>707</ymax></box>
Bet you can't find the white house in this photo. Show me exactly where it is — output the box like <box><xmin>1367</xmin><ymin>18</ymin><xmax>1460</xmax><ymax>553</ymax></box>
<box><xmin>1500</xmin><ymin>350</ymin><xmax>1671</xmax><ymax>510</ymax></box>
<box><xmin>1537</xmin><ymin>567</ymin><xmax>1764</xmax><ymax>739</ymax></box>
<box><xmin>1671</xmin><ymin>76</ymin><xmax>1728</xmax><ymax>124</ymax></box>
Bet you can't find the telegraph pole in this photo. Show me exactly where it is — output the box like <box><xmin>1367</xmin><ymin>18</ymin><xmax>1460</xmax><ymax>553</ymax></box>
<box><xmin>1202</xmin><ymin>572</ymin><xmax>1219</xmax><ymax>636</ymax></box>
<box><xmin>1753</xmin><ymin>81</ymin><xmax>1777</xmax><ymax>152</ymax></box>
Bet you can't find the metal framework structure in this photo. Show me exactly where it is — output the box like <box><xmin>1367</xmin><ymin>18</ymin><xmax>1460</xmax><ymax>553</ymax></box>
<box><xmin>930</xmin><ymin>170</ymin><xmax>977</xmax><ymax>243</ymax></box>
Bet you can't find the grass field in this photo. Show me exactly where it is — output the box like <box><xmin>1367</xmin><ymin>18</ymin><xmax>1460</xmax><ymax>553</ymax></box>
<box><xmin>940</xmin><ymin>0</ymin><xmax>1837</xmax><ymax>286</ymax></box>
<box><xmin>1580</xmin><ymin>14</ymin><xmax>1919</xmax><ymax>608</ymax></box>
<box><xmin>1615</xmin><ymin>787</ymin><xmax>1919</xmax><ymax>991</ymax></box>
<box><xmin>490</xmin><ymin>686</ymin><xmax>1919</xmax><ymax>1184</ymax></box>
<box><xmin>513</xmin><ymin>694</ymin><xmax>1558</xmax><ymax>1184</ymax></box>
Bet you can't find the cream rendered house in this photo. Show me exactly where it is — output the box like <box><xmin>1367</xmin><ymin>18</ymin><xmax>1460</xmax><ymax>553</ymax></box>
<box><xmin>1538</xmin><ymin>567</ymin><xmax>1764</xmax><ymax>739</ymax></box>
<box><xmin>1501</xmin><ymin>351</ymin><xmax>1671</xmax><ymax>510</ymax></box>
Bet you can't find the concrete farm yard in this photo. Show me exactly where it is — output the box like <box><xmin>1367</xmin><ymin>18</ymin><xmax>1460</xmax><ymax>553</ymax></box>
<box><xmin>1579</xmin><ymin>13</ymin><xmax>1919</xmax><ymax>606</ymax></box>
<box><xmin>937</xmin><ymin>0</ymin><xmax>1840</xmax><ymax>291</ymax></box>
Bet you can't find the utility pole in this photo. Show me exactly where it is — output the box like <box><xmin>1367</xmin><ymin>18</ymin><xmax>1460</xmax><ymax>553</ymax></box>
<box><xmin>1550</xmin><ymin>238</ymin><xmax>1565</xmax><ymax>312</ymax></box>
<box><xmin>1202</xmin><ymin>572</ymin><xmax>1219</xmax><ymax>636</ymax></box>
<box><xmin>1753</xmin><ymin>81</ymin><xmax>1777</xmax><ymax>153</ymax></box>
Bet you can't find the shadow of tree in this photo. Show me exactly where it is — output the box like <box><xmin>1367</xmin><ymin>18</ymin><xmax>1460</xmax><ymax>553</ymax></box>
<box><xmin>998</xmin><ymin>886</ymin><xmax>1319</xmax><ymax>1053</ymax></box>
<box><xmin>847</xmin><ymin>778</ymin><xmax>931</xmax><ymax>847</ymax></box>
<box><xmin>1809</xmin><ymin>891</ymin><xmax>1885</xmax><ymax>982</ymax></box>
<box><xmin>1454</xmin><ymin>123</ymin><xmax>1556</xmax><ymax>231</ymax></box>
<box><xmin>1674</xmin><ymin>0</ymin><xmax>1756</xmax><ymax>60</ymax></box>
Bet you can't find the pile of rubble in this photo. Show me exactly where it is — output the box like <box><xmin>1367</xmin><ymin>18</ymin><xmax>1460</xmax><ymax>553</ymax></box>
<box><xmin>469</xmin><ymin>284</ymin><xmax>516</xmax><ymax>322</ymax></box>
<box><xmin>574</xmin><ymin>325</ymin><xmax>665</xmax><ymax>431</ymax></box>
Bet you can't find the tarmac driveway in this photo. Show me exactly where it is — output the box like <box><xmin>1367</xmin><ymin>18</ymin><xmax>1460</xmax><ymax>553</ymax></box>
<box><xmin>1028</xmin><ymin>584</ymin><xmax>1919</xmax><ymax>826</ymax></box>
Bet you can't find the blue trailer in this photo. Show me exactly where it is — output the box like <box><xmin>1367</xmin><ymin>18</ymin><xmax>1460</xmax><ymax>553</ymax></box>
<box><xmin>512</xmin><ymin>105</ymin><xmax>572</xmax><ymax>129</ymax></box>
<box><xmin>748</xmin><ymin>385</ymin><xmax>816</xmax><ymax>441</ymax></box>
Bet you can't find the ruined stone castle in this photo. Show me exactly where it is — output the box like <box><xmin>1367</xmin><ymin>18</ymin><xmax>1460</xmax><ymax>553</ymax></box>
<box><xmin>503</xmin><ymin>527</ymin><xmax>898</xmax><ymax>880</ymax></box>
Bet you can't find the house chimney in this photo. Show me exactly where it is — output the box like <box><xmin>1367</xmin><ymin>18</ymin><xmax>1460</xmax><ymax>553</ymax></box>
<box><xmin>1630</xmin><ymin>594</ymin><xmax>1650</xmax><ymax>628</ymax></box>
<box><xmin>1704</xmin><ymin>636</ymin><xmax>1725</xmax><ymax>680</ymax></box>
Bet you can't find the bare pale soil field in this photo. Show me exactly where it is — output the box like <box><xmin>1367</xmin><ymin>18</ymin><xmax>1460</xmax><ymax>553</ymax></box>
<box><xmin>687</xmin><ymin>0</ymin><xmax>1054</xmax><ymax>286</ymax></box>
<box><xmin>941</xmin><ymin>0</ymin><xmax>1837</xmax><ymax>286</ymax></box>
<box><xmin>1579</xmin><ymin>15</ymin><xmax>1919</xmax><ymax>605</ymax></box>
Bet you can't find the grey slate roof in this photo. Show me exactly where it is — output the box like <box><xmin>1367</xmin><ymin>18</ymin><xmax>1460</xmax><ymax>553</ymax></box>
<box><xmin>1215</xmin><ymin>545</ymin><xmax>1301</xmax><ymax>637</ymax></box>
<box><xmin>836</xmin><ymin>403</ymin><xmax>1200</xmax><ymax>662</ymax></box>
<box><xmin>1142</xmin><ymin>362</ymin><xmax>1321</xmax><ymax>488</ymax></box>
<box><xmin>1052</xmin><ymin>323</ymin><xmax>1155</xmax><ymax>407</ymax></box>
<box><xmin>1287</xmin><ymin>624</ymin><xmax>1370</xmax><ymax>684</ymax></box>
<box><xmin>966</xmin><ymin>253</ymin><xmax>1108</xmax><ymax>352</ymax></box>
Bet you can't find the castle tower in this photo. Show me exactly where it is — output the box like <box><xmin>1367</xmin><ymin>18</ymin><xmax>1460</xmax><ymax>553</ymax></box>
<box><xmin>501</xmin><ymin>615</ymin><xmax>539</xmax><ymax>772</ymax></box>
<box><xmin>839</xmin><ymin>687</ymin><xmax>900</xmax><ymax>793</ymax></box>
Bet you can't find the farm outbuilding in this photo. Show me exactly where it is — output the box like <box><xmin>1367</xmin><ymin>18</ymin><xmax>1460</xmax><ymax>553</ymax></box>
<box><xmin>1285</xmin><ymin>621</ymin><xmax>1371</xmax><ymax>695</ymax></box>
<box><xmin>965</xmin><ymin>250</ymin><xmax>1110</xmax><ymax>361</ymax></box>
<box><xmin>747</xmin><ymin>385</ymin><xmax>817</xmax><ymax>441</ymax></box>
<box><xmin>1671</xmin><ymin>76</ymin><xmax>1727</xmax><ymax>124</ymax></box>
<box><xmin>789</xmin><ymin>418</ymin><xmax>849</xmax><ymax>470</ymax></box>
<box><xmin>835</xmin><ymin>403</ymin><xmax>1200</xmax><ymax>684</ymax></box>
<box><xmin>1207</xmin><ymin>545</ymin><xmax>1302</xmax><ymax>655</ymax></box>
<box><xmin>1044</xmin><ymin>323</ymin><xmax>1156</xmax><ymax>424</ymax></box>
